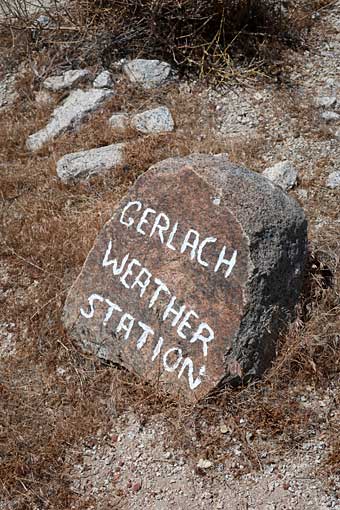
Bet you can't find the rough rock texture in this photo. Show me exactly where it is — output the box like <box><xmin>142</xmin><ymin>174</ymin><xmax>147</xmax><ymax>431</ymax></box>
<box><xmin>123</xmin><ymin>59</ymin><xmax>171</xmax><ymax>89</ymax></box>
<box><xmin>63</xmin><ymin>154</ymin><xmax>307</xmax><ymax>400</ymax></box>
<box><xmin>93</xmin><ymin>70</ymin><xmax>113</xmax><ymax>89</ymax></box>
<box><xmin>316</xmin><ymin>95</ymin><xmax>337</xmax><ymax>108</ymax></box>
<box><xmin>43</xmin><ymin>69</ymin><xmax>91</xmax><ymax>92</ymax></box>
<box><xmin>109</xmin><ymin>113</ymin><xmax>130</xmax><ymax>130</ymax></box>
<box><xmin>0</xmin><ymin>75</ymin><xmax>17</xmax><ymax>109</ymax></box>
<box><xmin>326</xmin><ymin>170</ymin><xmax>340</xmax><ymax>189</ymax></box>
<box><xmin>321</xmin><ymin>111</ymin><xmax>340</xmax><ymax>122</ymax></box>
<box><xmin>56</xmin><ymin>143</ymin><xmax>124</xmax><ymax>182</ymax></box>
<box><xmin>131</xmin><ymin>106</ymin><xmax>174</xmax><ymax>134</ymax></box>
<box><xmin>26</xmin><ymin>88</ymin><xmax>113</xmax><ymax>151</ymax></box>
<box><xmin>34</xmin><ymin>14</ymin><xmax>51</xmax><ymax>27</ymax></box>
<box><xmin>263</xmin><ymin>160</ymin><xmax>298</xmax><ymax>190</ymax></box>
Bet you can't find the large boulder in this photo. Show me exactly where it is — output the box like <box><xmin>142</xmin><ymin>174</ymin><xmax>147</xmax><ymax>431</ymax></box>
<box><xmin>63</xmin><ymin>154</ymin><xmax>307</xmax><ymax>400</ymax></box>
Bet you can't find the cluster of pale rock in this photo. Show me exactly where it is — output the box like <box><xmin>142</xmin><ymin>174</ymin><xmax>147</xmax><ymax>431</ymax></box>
<box><xmin>26</xmin><ymin>59</ymin><xmax>175</xmax><ymax>182</ymax></box>
<box><xmin>316</xmin><ymin>94</ymin><xmax>340</xmax><ymax>123</ymax></box>
<box><xmin>26</xmin><ymin>58</ymin><xmax>340</xmax><ymax>190</ymax></box>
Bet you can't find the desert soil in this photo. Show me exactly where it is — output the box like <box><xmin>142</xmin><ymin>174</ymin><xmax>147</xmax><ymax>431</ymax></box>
<box><xmin>0</xmin><ymin>1</ymin><xmax>339</xmax><ymax>509</ymax></box>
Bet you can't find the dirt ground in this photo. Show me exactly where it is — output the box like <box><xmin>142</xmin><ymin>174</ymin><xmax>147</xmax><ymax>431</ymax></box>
<box><xmin>0</xmin><ymin>1</ymin><xmax>339</xmax><ymax>509</ymax></box>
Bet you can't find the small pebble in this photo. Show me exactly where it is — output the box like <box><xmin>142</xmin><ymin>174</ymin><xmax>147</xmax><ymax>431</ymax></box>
<box><xmin>197</xmin><ymin>459</ymin><xmax>213</xmax><ymax>469</ymax></box>
<box><xmin>326</xmin><ymin>171</ymin><xmax>340</xmax><ymax>189</ymax></box>
<box><xmin>132</xmin><ymin>481</ymin><xmax>142</xmax><ymax>492</ymax></box>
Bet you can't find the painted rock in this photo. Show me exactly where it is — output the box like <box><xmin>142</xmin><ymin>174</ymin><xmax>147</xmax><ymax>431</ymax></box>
<box><xmin>63</xmin><ymin>154</ymin><xmax>307</xmax><ymax>400</ymax></box>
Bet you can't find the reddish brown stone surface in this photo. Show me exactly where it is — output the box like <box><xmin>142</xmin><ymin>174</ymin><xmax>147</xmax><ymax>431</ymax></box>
<box><xmin>63</xmin><ymin>154</ymin><xmax>307</xmax><ymax>400</ymax></box>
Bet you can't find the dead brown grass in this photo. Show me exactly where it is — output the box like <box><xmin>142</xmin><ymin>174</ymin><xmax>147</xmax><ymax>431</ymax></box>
<box><xmin>0</xmin><ymin>64</ymin><xmax>339</xmax><ymax>509</ymax></box>
<box><xmin>0</xmin><ymin>0</ymin><xmax>331</xmax><ymax>82</ymax></box>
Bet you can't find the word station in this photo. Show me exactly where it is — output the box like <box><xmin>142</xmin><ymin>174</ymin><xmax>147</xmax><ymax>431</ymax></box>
<box><xmin>80</xmin><ymin>199</ymin><xmax>238</xmax><ymax>392</ymax></box>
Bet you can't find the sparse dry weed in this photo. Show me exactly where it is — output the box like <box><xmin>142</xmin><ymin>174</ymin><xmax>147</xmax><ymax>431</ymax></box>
<box><xmin>0</xmin><ymin>0</ymin><xmax>333</xmax><ymax>82</ymax></box>
<box><xmin>0</xmin><ymin>13</ymin><xmax>339</xmax><ymax>509</ymax></box>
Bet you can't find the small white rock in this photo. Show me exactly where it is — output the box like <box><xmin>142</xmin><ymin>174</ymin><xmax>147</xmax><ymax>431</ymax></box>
<box><xmin>34</xmin><ymin>14</ymin><xmax>51</xmax><ymax>28</ymax></box>
<box><xmin>109</xmin><ymin>113</ymin><xmax>130</xmax><ymax>130</ymax></box>
<box><xmin>43</xmin><ymin>69</ymin><xmax>91</xmax><ymax>92</ymax></box>
<box><xmin>220</xmin><ymin>424</ymin><xmax>228</xmax><ymax>434</ymax></box>
<box><xmin>123</xmin><ymin>59</ymin><xmax>171</xmax><ymax>89</ymax></box>
<box><xmin>321</xmin><ymin>111</ymin><xmax>340</xmax><ymax>122</ymax></box>
<box><xmin>131</xmin><ymin>106</ymin><xmax>174</xmax><ymax>134</ymax></box>
<box><xmin>35</xmin><ymin>14</ymin><xmax>51</xmax><ymax>27</ymax></box>
<box><xmin>316</xmin><ymin>96</ymin><xmax>337</xmax><ymax>108</ymax></box>
<box><xmin>93</xmin><ymin>70</ymin><xmax>113</xmax><ymax>89</ymax></box>
<box><xmin>56</xmin><ymin>143</ymin><xmax>125</xmax><ymax>182</ymax></box>
<box><xmin>197</xmin><ymin>459</ymin><xmax>213</xmax><ymax>469</ymax></box>
<box><xmin>296</xmin><ymin>189</ymin><xmax>308</xmax><ymax>200</ymax></box>
<box><xmin>326</xmin><ymin>171</ymin><xmax>340</xmax><ymax>189</ymax></box>
<box><xmin>263</xmin><ymin>160</ymin><xmax>298</xmax><ymax>191</ymax></box>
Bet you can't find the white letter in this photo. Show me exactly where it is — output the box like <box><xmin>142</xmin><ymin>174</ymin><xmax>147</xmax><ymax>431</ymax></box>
<box><xmin>120</xmin><ymin>258</ymin><xmax>141</xmax><ymax>289</ymax></box>
<box><xmin>214</xmin><ymin>246</ymin><xmax>237</xmax><ymax>278</ymax></box>
<box><xmin>149</xmin><ymin>278</ymin><xmax>170</xmax><ymax>309</ymax></box>
<box><xmin>178</xmin><ymin>359</ymin><xmax>205</xmax><ymax>390</ymax></box>
<box><xmin>116</xmin><ymin>313</ymin><xmax>135</xmax><ymax>340</ymax></box>
<box><xmin>150</xmin><ymin>212</ymin><xmax>170</xmax><ymax>244</ymax></box>
<box><xmin>80</xmin><ymin>293</ymin><xmax>104</xmax><ymax>319</ymax></box>
<box><xmin>151</xmin><ymin>336</ymin><xmax>164</xmax><ymax>361</ymax></box>
<box><xmin>136</xmin><ymin>207</ymin><xmax>156</xmax><ymax>235</ymax></box>
<box><xmin>120</xmin><ymin>201</ymin><xmax>142</xmax><ymax>227</ymax></box>
<box><xmin>180</xmin><ymin>229</ymin><xmax>200</xmax><ymax>260</ymax></box>
<box><xmin>163</xmin><ymin>347</ymin><xmax>183</xmax><ymax>372</ymax></box>
<box><xmin>190</xmin><ymin>323</ymin><xmax>214</xmax><ymax>357</ymax></box>
<box><xmin>163</xmin><ymin>296</ymin><xmax>185</xmax><ymax>327</ymax></box>
<box><xmin>166</xmin><ymin>221</ymin><xmax>178</xmax><ymax>251</ymax></box>
<box><xmin>131</xmin><ymin>267</ymin><xmax>152</xmax><ymax>297</ymax></box>
<box><xmin>102</xmin><ymin>240</ymin><xmax>130</xmax><ymax>275</ymax></box>
<box><xmin>103</xmin><ymin>299</ymin><xmax>122</xmax><ymax>325</ymax></box>
<box><xmin>136</xmin><ymin>322</ymin><xmax>154</xmax><ymax>350</ymax></box>
<box><xmin>197</xmin><ymin>237</ymin><xmax>216</xmax><ymax>267</ymax></box>
<box><xmin>177</xmin><ymin>309</ymin><xmax>199</xmax><ymax>339</ymax></box>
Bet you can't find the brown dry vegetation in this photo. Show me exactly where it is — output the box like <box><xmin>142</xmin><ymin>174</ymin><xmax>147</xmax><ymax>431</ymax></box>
<box><xmin>0</xmin><ymin>0</ymin><xmax>331</xmax><ymax>80</ymax></box>
<box><xmin>0</xmin><ymin>72</ymin><xmax>339</xmax><ymax>508</ymax></box>
<box><xmin>0</xmin><ymin>1</ymin><xmax>339</xmax><ymax>509</ymax></box>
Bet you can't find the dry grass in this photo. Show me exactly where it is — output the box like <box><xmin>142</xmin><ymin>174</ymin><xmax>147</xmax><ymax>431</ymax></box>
<box><xmin>0</xmin><ymin>1</ymin><xmax>339</xmax><ymax>505</ymax></box>
<box><xmin>0</xmin><ymin>0</ymin><xmax>331</xmax><ymax>81</ymax></box>
<box><xmin>0</xmin><ymin>67</ymin><xmax>339</xmax><ymax>508</ymax></box>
